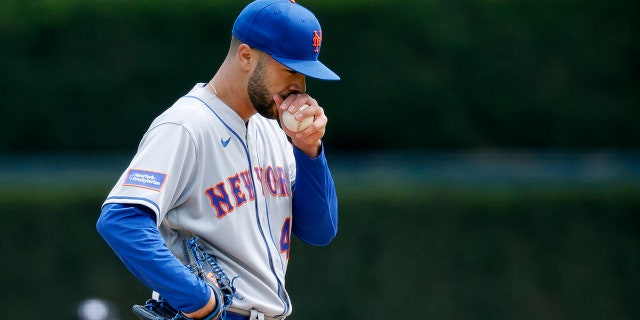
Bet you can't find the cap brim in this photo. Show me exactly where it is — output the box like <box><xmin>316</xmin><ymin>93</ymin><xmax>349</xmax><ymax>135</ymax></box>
<box><xmin>272</xmin><ymin>56</ymin><xmax>340</xmax><ymax>81</ymax></box>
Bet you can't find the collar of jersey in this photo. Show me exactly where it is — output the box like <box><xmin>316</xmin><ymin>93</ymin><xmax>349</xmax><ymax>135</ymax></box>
<box><xmin>190</xmin><ymin>83</ymin><xmax>248</xmax><ymax>137</ymax></box>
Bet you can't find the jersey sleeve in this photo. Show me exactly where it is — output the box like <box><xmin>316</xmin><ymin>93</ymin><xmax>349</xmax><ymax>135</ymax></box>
<box><xmin>96</xmin><ymin>203</ymin><xmax>211</xmax><ymax>313</ymax></box>
<box><xmin>290</xmin><ymin>145</ymin><xmax>338</xmax><ymax>245</ymax></box>
<box><xmin>103</xmin><ymin>122</ymin><xmax>198</xmax><ymax>223</ymax></box>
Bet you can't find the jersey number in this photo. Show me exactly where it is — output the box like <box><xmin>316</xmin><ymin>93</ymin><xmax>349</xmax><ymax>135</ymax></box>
<box><xmin>280</xmin><ymin>218</ymin><xmax>291</xmax><ymax>260</ymax></box>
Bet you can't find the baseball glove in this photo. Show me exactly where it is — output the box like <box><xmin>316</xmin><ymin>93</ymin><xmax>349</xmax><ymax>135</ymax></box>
<box><xmin>132</xmin><ymin>237</ymin><xmax>241</xmax><ymax>320</ymax></box>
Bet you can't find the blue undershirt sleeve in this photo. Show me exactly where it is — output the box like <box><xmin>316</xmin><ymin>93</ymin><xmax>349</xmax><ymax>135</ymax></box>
<box><xmin>291</xmin><ymin>145</ymin><xmax>338</xmax><ymax>246</ymax></box>
<box><xmin>96</xmin><ymin>203</ymin><xmax>211</xmax><ymax>314</ymax></box>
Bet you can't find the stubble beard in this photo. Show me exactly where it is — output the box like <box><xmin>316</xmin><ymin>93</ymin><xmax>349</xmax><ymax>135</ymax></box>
<box><xmin>248</xmin><ymin>58</ymin><xmax>278</xmax><ymax>120</ymax></box>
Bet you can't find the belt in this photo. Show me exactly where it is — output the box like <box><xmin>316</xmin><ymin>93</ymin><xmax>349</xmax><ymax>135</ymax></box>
<box><xmin>225</xmin><ymin>313</ymin><xmax>250</xmax><ymax>320</ymax></box>
<box><xmin>226</xmin><ymin>310</ymin><xmax>280</xmax><ymax>320</ymax></box>
<box><xmin>150</xmin><ymin>292</ymin><xmax>279</xmax><ymax>320</ymax></box>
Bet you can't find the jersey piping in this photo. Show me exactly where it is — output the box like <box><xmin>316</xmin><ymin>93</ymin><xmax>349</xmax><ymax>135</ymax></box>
<box><xmin>184</xmin><ymin>94</ymin><xmax>289</xmax><ymax>316</ymax></box>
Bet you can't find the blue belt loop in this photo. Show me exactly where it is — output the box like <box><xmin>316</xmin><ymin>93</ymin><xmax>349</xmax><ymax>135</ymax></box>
<box><xmin>225</xmin><ymin>313</ymin><xmax>250</xmax><ymax>320</ymax></box>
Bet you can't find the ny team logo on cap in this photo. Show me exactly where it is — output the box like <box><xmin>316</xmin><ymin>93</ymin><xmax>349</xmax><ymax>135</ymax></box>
<box><xmin>312</xmin><ymin>30</ymin><xmax>322</xmax><ymax>53</ymax></box>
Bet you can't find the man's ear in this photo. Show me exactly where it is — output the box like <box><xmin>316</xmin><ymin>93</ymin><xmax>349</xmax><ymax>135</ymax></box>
<box><xmin>237</xmin><ymin>44</ymin><xmax>254</xmax><ymax>71</ymax></box>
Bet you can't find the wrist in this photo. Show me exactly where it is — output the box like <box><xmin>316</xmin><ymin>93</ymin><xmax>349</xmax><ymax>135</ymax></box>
<box><xmin>183</xmin><ymin>287</ymin><xmax>219</xmax><ymax>319</ymax></box>
<box><xmin>293</xmin><ymin>140</ymin><xmax>322</xmax><ymax>158</ymax></box>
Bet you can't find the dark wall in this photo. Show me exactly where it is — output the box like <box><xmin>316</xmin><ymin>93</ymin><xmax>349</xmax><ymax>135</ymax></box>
<box><xmin>1</xmin><ymin>182</ymin><xmax>639</xmax><ymax>319</ymax></box>
<box><xmin>1</xmin><ymin>0</ymin><xmax>638</xmax><ymax>153</ymax></box>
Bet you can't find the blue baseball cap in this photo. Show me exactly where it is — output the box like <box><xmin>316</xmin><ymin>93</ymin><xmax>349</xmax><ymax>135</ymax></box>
<box><xmin>232</xmin><ymin>0</ymin><xmax>340</xmax><ymax>81</ymax></box>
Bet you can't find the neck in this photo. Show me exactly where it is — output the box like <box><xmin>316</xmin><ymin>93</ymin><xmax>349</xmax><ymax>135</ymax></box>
<box><xmin>206</xmin><ymin>82</ymin><xmax>218</xmax><ymax>95</ymax></box>
<box><xmin>208</xmin><ymin>75</ymin><xmax>256</xmax><ymax>123</ymax></box>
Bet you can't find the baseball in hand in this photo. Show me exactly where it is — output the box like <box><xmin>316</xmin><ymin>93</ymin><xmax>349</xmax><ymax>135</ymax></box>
<box><xmin>282</xmin><ymin>104</ymin><xmax>314</xmax><ymax>132</ymax></box>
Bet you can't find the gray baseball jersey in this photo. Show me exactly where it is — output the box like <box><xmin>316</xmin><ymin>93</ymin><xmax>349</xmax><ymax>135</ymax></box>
<box><xmin>104</xmin><ymin>83</ymin><xmax>296</xmax><ymax>317</ymax></box>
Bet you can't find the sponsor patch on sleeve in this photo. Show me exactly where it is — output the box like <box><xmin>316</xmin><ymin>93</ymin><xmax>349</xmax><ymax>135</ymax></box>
<box><xmin>123</xmin><ymin>169</ymin><xmax>167</xmax><ymax>191</ymax></box>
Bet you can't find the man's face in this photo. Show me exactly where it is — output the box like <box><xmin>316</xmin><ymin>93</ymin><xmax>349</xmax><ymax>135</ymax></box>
<box><xmin>247</xmin><ymin>53</ymin><xmax>306</xmax><ymax>119</ymax></box>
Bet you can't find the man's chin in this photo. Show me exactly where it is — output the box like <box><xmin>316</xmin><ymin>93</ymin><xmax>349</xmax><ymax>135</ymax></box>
<box><xmin>257</xmin><ymin>106</ymin><xmax>278</xmax><ymax>120</ymax></box>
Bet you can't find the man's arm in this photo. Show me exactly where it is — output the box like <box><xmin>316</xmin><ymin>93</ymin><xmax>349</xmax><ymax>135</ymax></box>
<box><xmin>290</xmin><ymin>145</ymin><xmax>338</xmax><ymax>245</ymax></box>
<box><xmin>96</xmin><ymin>203</ymin><xmax>215</xmax><ymax>317</ymax></box>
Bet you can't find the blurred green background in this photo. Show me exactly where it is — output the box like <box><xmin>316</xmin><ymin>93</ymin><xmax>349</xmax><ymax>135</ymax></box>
<box><xmin>1</xmin><ymin>0</ymin><xmax>638</xmax><ymax>319</ymax></box>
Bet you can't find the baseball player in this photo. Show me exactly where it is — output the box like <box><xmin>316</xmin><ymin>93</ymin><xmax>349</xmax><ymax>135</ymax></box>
<box><xmin>96</xmin><ymin>1</ymin><xmax>339</xmax><ymax>319</ymax></box>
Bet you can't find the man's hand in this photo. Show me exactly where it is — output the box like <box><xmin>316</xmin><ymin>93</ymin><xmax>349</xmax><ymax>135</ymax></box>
<box><xmin>275</xmin><ymin>93</ymin><xmax>327</xmax><ymax>158</ymax></box>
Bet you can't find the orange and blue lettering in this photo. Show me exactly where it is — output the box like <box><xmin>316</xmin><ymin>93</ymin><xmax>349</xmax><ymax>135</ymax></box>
<box><xmin>265</xmin><ymin>166</ymin><xmax>278</xmax><ymax>196</ymax></box>
<box><xmin>280</xmin><ymin>217</ymin><xmax>291</xmax><ymax>260</ymax></box>
<box><xmin>277</xmin><ymin>166</ymin><xmax>289</xmax><ymax>196</ymax></box>
<box><xmin>239</xmin><ymin>169</ymin><xmax>256</xmax><ymax>201</ymax></box>
<box><xmin>228</xmin><ymin>173</ymin><xmax>247</xmax><ymax>208</ymax></box>
<box><xmin>204</xmin><ymin>182</ymin><xmax>234</xmax><ymax>218</ymax></box>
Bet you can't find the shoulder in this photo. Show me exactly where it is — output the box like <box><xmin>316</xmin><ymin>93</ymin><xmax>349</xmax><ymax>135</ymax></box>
<box><xmin>148</xmin><ymin>95</ymin><xmax>235</xmax><ymax>141</ymax></box>
<box><xmin>153</xmin><ymin>97</ymin><xmax>213</xmax><ymax>127</ymax></box>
